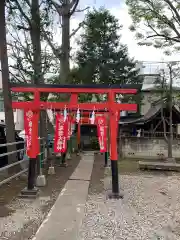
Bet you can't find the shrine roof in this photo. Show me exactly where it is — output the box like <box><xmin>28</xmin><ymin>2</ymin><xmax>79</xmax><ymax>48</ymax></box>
<box><xmin>10</xmin><ymin>83</ymin><xmax>142</xmax><ymax>90</ymax></box>
<box><xmin>119</xmin><ymin>101</ymin><xmax>180</xmax><ymax>125</ymax></box>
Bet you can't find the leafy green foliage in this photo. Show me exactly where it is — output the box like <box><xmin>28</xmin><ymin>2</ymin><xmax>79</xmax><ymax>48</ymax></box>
<box><xmin>75</xmin><ymin>8</ymin><xmax>141</xmax><ymax>86</ymax></box>
<box><xmin>73</xmin><ymin>8</ymin><xmax>143</xmax><ymax>107</ymax></box>
<box><xmin>126</xmin><ymin>0</ymin><xmax>180</xmax><ymax>55</ymax></box>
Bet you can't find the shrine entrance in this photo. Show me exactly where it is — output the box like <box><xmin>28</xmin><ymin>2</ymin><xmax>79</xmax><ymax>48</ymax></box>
<box><xmin>11</xmin><ymin>83</ymin><xmax>138</xmax><ymax>199</ymax></box>
<box><xmin>80</xmin><ymin>124</ymin><xmax>98</xmax><ymax>151</ymax></box>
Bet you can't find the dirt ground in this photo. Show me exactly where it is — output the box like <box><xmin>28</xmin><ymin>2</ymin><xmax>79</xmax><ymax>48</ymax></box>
<box><xmin>0</xmin><ymin>154</ymin><xmax>81</xmax><ymax>240</ymax></box>
<box><xmin>0</xmin><ymin>152</ymin><xmax>106</xmax><ymax>240</ymax></box>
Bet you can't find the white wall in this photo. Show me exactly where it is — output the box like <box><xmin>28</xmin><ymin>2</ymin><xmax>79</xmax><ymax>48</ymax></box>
<box><xmin>0</xmin><ymin>67</ymin><xmax>2</xmax><ymax>89</ymax></box>
<box><xmin>0</xmin><ymin>111</ymin><xmax>24</xmax><ymax>130</ymax></box>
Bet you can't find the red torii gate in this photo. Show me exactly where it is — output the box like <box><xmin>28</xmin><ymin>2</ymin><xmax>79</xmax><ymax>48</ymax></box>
<box><xmin>11</xmin><ymin>84</ymin><xmax>138</xmax><ymax>199</ymax></box>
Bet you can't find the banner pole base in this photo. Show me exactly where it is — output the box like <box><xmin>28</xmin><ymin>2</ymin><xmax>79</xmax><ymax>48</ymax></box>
<box><xmin>104</xmin><ymin>152</ymin><xmax>108</xmax><ymax>167</ymax></box>
<box><xmin>48</xmin><ymin>166</ymin><xmax>55</xmax><ymax>175</ymax></box>
<box><xmin>36</xmin><ymin>174</ymin><xmax>46</xmax><ymax>187</ymax></box>
<box><xmin>60</xmin><ymin>152</ymin><xmax>68</xmax><ymax>167</ymax></box>
<box><xmin>108</xmin><ymin>160</ymin><xmax>123</xmax><ymax>200</ymax></box>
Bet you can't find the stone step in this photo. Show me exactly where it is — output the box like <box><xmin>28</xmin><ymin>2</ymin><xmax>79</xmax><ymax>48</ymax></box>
<box><xmin>139</xmin><ymin>161</ymin><xmax>180</xmax><ymax>171</ymax></box>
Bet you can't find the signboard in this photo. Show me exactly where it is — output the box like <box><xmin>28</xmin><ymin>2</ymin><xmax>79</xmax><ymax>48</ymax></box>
<box><xmin>24</xmin><ymin>110</ymin><xmax>39</xmax><ymax>158</ymax></box>
<box><xmin>96</xmin><ymin>116</ymin><xmax>107</xmax><ymax>152</ymax></box>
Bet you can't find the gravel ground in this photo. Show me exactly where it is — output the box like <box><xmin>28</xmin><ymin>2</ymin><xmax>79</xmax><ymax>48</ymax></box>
<box><xmin>79</xmin><ymin>173</ymin><xmax>180</xmax><ymax>240</ymax></box>
<box><xmin>2</xmin><ymin>154</ymin><xmax>180</xmax><ymax>240</ymax></box>
<box><xmin>0</xmin><ymin>154</ymin><xmax>80</xmax><ymax>240</ymax></box>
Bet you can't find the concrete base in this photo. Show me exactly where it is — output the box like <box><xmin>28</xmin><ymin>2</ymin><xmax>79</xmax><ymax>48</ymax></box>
<box><xmin>60</xmin><ymin>163</ymin><xmax>68</xmax><ymax>167</ymax></box>
<box><xmin>139</xmin><ymin>161</ymin><xmax>180</xmax><ymax>171</ymax></box>
<box><xmin>166</xmin><ymin>157</ymin><xmax>176</xmax><ymax>163</ymax></box>
<box><xmin>36</xmin><ymin>175</ymin><xmax>46</xmax><ymax>187</ymax></box>
<box><xmin>67</xmin><ymin>152</ymin><xmax>71</xmax><ymax>160</ymax></box>
<box><xmin>19</xmin><ymin>187</ymin><xmax>39</xmax><ymax>199</ymax></box>
<box><xmin>107</xmin><ymin>191</ymin><xmax>124</xmax><ymax>200</ymax></box>
<box><xmin>48</xmin><ymin>166</ymin><xmax>55</xmax><ymax>175</ymax></box>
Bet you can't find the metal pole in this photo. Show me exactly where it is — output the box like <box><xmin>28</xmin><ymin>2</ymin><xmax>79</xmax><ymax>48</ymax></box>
<box><xmin>168</xmin><ymin>64</ymin><xmax>173</xmax><ymax>159</ymax></box>
<box><xmin>110</xmin><ymin>160</ymin><xmax>119</xmax><ymax>195</ymax></box>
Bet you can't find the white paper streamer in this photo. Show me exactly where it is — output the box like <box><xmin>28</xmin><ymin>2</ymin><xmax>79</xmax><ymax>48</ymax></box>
<box><xmin>76</xmin><ymin>109</ymin><xmax>80</xmax><ymax>123</ymax></box>
<box><xmin>64</xmin><ymin>107</ymin><xmax>67</xmax><ymax>122</ymax></box>
<box><xmin>90</xmin><ymin>110</ymin><xmax>95</xmax><ymax>124</ymax></box>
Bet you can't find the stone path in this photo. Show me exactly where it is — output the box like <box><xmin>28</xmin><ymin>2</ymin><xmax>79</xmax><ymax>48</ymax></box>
<box><xmin>32</xmin><ymin>152</ymin><xmax>94</xmax><ymax>240</ymax></box>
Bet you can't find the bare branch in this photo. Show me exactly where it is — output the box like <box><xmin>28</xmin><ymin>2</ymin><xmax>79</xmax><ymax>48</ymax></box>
<box><xmin>146</xmin><ymin>20</ymin><xmax>180</xmax><ymax>43</ymax></box>
<box><xmin>70</xmin><ymin>0</ymin><xmax>79</xmax><ymax>16</ymax></box>
<box><xmin>51</xmin><ymin>0</ymin><xmax>64</xmax><ymax>15</ymax></box>
<box><xmin>42</xmin><ymin>20</ymin><xmax>83</xmax><ymax>59</ymax></box>
<box><xmin>164</xmin><ymin>0</ymin><xmax>180</xmax><ymax>25</ymax></box>
<box><xmin>42</xmin><ymin>30</ymin><xmax>61</xmax><ymax>59</ymax></box>
<box><xmin>23</xmin><ymin>0</ymin><xmax>31</xmax><ymax>7</ymax></box>
<box><xmin>8</xmin><ymin>27</ymin><xmax>33</xmax><ymax>64</ymax></box>
<box><xmin>16</xmin><ymin>25</ymin><xmax>31</xmax><ymax>31</ymax></box>
<box><xmin>13</xmin><ymin>0</ymin><xmax>32</xmax><ymax>27</ymax></box>
<box><xmin>70</xmin><ymin>21</ymin><xmax>84</xmax><ymax>38</ymax></box>
<box><xmin>9</xmin><ymin>70</ymin><xmax>25</xmax><ymax>83</ymax></box>
<box><xmin>9</xmin><ymin>64</ymin><xmax>29</xmax><ymax>83</ymax></box>
<box><xmin>147</xmin><ymin>34</ymin><xmax>180</xmax><ymax>43</ymax></box>
<box><xmin>75</xmin><ymin>6</ymin><xmax>89</xmax><ymax>13</ymax></box>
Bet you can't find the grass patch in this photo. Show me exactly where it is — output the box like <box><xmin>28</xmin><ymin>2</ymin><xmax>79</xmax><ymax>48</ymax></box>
<box><xmin>118</xmin><ymin>159</ymin><xmax>140</xmax><ymax>174</ymax></box>
<box><xmin>104</xmin><ymin>159</ymin><xmax>140</xmax><ymax>176</ymax></box>
<box><xmin>105</xmin><ymin>158</ymin><xmax>180</xmax><ymax>176</ymax></box>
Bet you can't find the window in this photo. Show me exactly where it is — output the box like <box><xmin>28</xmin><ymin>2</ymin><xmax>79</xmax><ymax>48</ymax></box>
<box><xmin>0</xmin><ymin>100</ymin><xmax>4</xmax><ymax>112</ymax></box>
<box><xmin>0</xmin><ymin>99</ymin><xmax>16</xmax><ymax>112</ymax></box>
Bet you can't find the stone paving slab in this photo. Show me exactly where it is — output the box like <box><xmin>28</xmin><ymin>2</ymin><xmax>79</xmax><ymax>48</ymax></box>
<box><xmin>32</xmin><ymin>153</ymin><xmax>94</xmax><ymax>240</ymax></box>
<box><xmin>70</xmin><ymin>154</ymin><xmax>94</xmax><ymax>181</ymax></box>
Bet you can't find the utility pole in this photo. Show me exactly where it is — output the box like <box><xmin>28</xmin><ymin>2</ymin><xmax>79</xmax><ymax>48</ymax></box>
<box><xmin>167</xmin><ymin>63</ymin><xmax>174</xmax><ymax>161</ymax></box>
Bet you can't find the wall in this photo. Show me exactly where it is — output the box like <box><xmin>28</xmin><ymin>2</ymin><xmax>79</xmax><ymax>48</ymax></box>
<box><xmin>121</xmin><ymin>137</ymin><xmax>180</xmax><ymax>159</ymax></box>
<box><xmin>141</xmin><ymin>92</ymin><xmax>158</xmax><ymax>115</ymax></box>
<box><xmin>0</xmin><ymin>110</ymin><xmax>24</xmax><ymax>130</ymax></box>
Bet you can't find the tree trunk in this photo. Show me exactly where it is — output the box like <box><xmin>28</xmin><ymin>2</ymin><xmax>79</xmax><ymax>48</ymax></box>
<box><xmin>0</xmin><ymin>0</ymin><xmax>17</xmax><ymax>165</ymax></box>
<box><xmin>30</xmin><ymin>0</ymin><xmax>42</xmax><ymax>85</ymax></box>
<box><xmin>30</xmin><ymin>0</ymin><xmax>48</xmax><ymax>173</ymax></box>
<box><xmin>61</xmin><ymin>13</ymin><xmax>70</xmax><ymax>84</ymax></box>
<box><xmin>60</xmin><ymin>5</ymin><xmax>71</xmax><ymax>162</ymax></box>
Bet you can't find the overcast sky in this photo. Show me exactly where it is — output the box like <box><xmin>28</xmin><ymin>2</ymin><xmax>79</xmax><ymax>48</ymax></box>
<box><xmin>70</xmin><ymin>0</ymin><xmax>180</xmax><ymax>66</ymax></box>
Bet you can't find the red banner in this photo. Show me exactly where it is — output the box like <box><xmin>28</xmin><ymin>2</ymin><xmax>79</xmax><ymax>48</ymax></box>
<box><xmin>24</xmin><ymin>110</ymin><xmax>39</xmax><ymax>158</ymax></box>
<box><xmin>96</xmin><ymin>116</ymin><xmax>107</xmax><ymax>152</ymax></box>
<box><xmin>54</xmin><ymin>114</ymin><xmax>68</xmax><ymax>153</ymax></box>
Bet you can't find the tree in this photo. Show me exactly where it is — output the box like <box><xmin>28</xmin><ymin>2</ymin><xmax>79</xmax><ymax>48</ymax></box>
<box><xmin>46</xmin><ymin>0</ymin><xmax>86</xmax><ymax>84</ymax></box>
<box><xmin>74</xmin><ymin>8</ymin><xmax>143</xmax><ymax>106</ymax></box>
<box><xmin>126</xmin><ymin>0</ymin><xmax>180</xmax><ymax>55</ymax></box>
<box><xmin>0</xmin><ymin>0</ymin><xmax>17</xmax><ymax>165</ymax></box>
<box><xmin>44</xmin><ymin>0</ymin><xmax>86</xmax><ymax>162</ymax></box>
<box><xmin>150</xmin><ymin>62</ymin><xmax>180</xmax><ymax>160</ymax></box>
<box><xmin>6</xmin><ymin>0</ymin><xmax>58</xmax><ymax>172</ymax></box>
<box><xmin>6</xmin><ymin>0</ymin><xmax>57</xmax><ymax>86</ymax></box>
